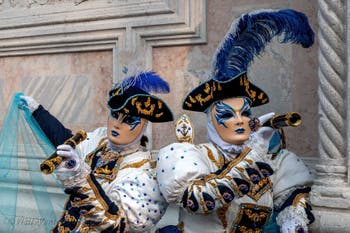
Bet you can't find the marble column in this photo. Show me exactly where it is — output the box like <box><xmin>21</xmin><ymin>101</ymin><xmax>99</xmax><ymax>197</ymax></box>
<box><xmin>310</xmin><ymin>0</ymin><xmax>350</xmax><ymax>232</ymax></box>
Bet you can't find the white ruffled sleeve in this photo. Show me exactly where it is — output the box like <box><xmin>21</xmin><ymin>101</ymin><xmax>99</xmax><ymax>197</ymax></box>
<box><xmin>271</xmin><ymin>149</ymin><xmax>314</xmax><ymax>232</ymax></box>
<box><xmin>109</xmin><ymin>165</ymin><xmax>168</xmax><ymax>232</ymax></box>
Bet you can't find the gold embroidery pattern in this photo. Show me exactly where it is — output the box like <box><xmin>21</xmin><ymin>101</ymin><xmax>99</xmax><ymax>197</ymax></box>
<box><xmin>247</xmin><ymin>178</ymin><xmax>272</xmax><ymax>201</ymax></box>
<box><xmin>158</xmin><ymin>100</ymin><xmax>163</xmax><ymax>109</ymax></box>
<box><xmin>184</xmin><ymin>101</ymin><xmax>193</xmax><ymax>108</ymax></box>
<box><xmin>85</xmin><ymin>143</ymin><xmax>106</xmax><ymax>166</ymax></box>
<box><xmin>111</xmin><ymin>87</ymin><xmax>122</xmax><ymax>96</ymax></box>
<box><xmin>189</xmin><ymin>95</ymin><xmax>197</xmax><ymax>103</ymax></box>
<box><xmin>244</xmin><ymin>209</ymin><xmax>270</xmax><ymax>223</ymax></box>
<box><xmin>136</xmin><ymin>100</ymin><xmax>155</xmax><ymax>115</ymax></box>
<box><xmin>230</xmin><ymin>203</ymin><xmax>272</xmax><ymax>233</ymax></box>
<box><xmin>56</xmin><ymin>223</ymin><xmax>70</xmax><ymax>233</ymax></box>
<box><xmin>188</xmin><ymin>81</ymin><xmax>223</xmax><ymax>107</ymax></box>
<box><xmin>93</xmin><ymin>155</ymin><xmax>123</xmax><ymax>183</ymax></box>
<box><xmin>240</xmin><ymin>76</ymin><xmax>257</xmax><ymax>101</ymax></box>
<box><xmin>130</xmin><ymin>95</ymin><xmax>165</xmax><ymax>118</ymax></box>
<box><xmin>71</xmin><ymin>197</ymin><xmax>97</xmax><ymax>207</ymax></box>
<box><xmin>156</xmin><ymin>112</ymin><xmax>164</xmax><ymax>118</ymax></box>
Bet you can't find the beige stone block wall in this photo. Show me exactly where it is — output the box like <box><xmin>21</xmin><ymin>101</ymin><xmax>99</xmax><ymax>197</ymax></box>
<box><xmin>0</xmin><ymin>51</ymin><xmax>113</xmax><ymax>131</ymax></box>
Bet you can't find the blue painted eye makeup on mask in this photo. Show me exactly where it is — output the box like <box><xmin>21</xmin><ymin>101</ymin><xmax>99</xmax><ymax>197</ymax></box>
<box><xmin>110</xmin><ymin>111</ymin><xmax>141</xmax><ymax>130</ymax></box>
<box><xmin>214</xmin><ymin>101</ymin><xmax>235</xmax><ymax>128</ymax></box>
<box><xmin>122</xmin><ymin>115</ymin><xmax>141</xmax><ymax>130</ymax></box>
<box><xmin>214</xmin><ymin>99</ymin><xmax>252</xmax><ymax>128</ymax></box>
<box><xmin>241</xmin><ymin>99</ymin><xmax>252</xmax><ymax>118</ymax></box>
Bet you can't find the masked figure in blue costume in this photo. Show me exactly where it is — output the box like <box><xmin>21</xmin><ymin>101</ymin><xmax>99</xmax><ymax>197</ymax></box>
<box><xmin>156</xmin><ymin>9</ymin><xmax>315</xmax><ymax>233</ymax></box>
<box><xmin>20</xmin><ymin>71</ymin><xmax>173</xmax><ymax>232</ymax></box>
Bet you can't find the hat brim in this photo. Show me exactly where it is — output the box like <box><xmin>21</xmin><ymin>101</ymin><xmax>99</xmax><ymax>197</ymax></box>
<box><xmin>108</xmin><ymin>87</ymin><xmax>173</xmax><ymax>122</ymax></box>
<box><xmin>182</xmin><ymin>72</ymin><xmax>269</xmax><ymax>112</ymax></box>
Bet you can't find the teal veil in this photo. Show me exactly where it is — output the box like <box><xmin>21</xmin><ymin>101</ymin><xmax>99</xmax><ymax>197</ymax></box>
<box><xmin>0</xmin><ymin>93</ymin><xmax>65</xmax><ymax>232</ymax></box>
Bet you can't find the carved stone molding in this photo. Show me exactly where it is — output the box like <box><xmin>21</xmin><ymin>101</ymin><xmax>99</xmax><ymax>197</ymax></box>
<box><xmin>0</xmin><ymin>0</ymin><xmax>206</xmax><ymax>81</ymax></box>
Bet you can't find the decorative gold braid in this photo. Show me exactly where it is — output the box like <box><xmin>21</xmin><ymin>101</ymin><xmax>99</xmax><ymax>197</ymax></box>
<box><xmin>105</xmin><ymin>211</ymin><xmax>120</xmax><ymax>221</ymax></box>
<box><xmin>85</xmin><ymin>142</ymin><xmax>107</xmax><ymax>165</ymax></box>
<box><xmin>119</xmin><ymin>159</ymin><xmax>150</xmax><ymax>170</ymax></box>
<box><xmin>236</xmin><ymin>166</ymin><xmax>245</xmax><ymax>173</ymax></box>
<box><xmin>86</xmin><ymin>175</ymin><xmax>120</xmax><ymax>221</ymax></box>
<box><xmin>203</xmin><ymin>145</ymin><xmax>222</xmax><ymax>168</ymax></box>
<box><xmin>98</xmin><ymin>137</ymin><xmax>108</xmax><ymax>146</ymax></box>
<box><xmin>244</xmin><ymin>158</ymin><xmax>253</xmax><ymax>165</ymax></box>
<box><xmin>219</xmin><ymin>148</ymin><xmax>251</xmax><ymax>176</ymax></box>
<box><xmin>227</xmin><ymin>178</ymin><xmax>243</xmax><ymax>197</ymax></box>
<box><xmin>199</xmin><ymin>195</ymin><xmax>208</xmax><ymax>214</ymax></box>
<box><xmin>191</xmin><ymin>146</ymin><xmax>250</xmax><ymax>187</ymax></box>
<box><xmin>209</xmin><ymin>180</ymin><xmax>224</xmax><ymax>203</ymax></box>
<box><xmin>217</xmin><ymin>204</ymin><xmax>230</xmax><ymax>229</ymax></box>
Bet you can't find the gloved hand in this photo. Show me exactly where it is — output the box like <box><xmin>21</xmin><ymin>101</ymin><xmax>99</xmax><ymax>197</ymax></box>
<box><xmin>55</xmin><ymin>144</ymin><xmax>81</xmax><ymax>173</ymax></box>
<box><xmin>19</xmin><ymin>95</ymin><xmax>40</xmax><ymax>113</ymax></box>
<box><xmin>55</xmin><ymin>144</ymin><xmax>91</xmax><ymax>187</ymax></box>
<box><xmin>251</xmin><ymin>112</ymin><xmax>276</xmax><ymax>147</ymax></box>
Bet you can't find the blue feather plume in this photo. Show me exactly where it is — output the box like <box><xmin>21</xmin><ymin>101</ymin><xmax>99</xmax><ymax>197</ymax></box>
<box><xmin>121</xmin><ymin>71</ymin><xmax>170</xmax><ymax>94</ymax></box>
<box><xmin>211</xmin><ymin>9</ymin><xmax>314</xmax><ymax>81</ymax></box>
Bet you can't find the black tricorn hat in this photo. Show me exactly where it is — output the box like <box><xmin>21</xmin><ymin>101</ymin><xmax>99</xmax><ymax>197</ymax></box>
<box><xmin>183</xmin><ymin>9</ymin><xmax>314</xmax><ymax>112</ymax></box>
<box><xmin>108</xmin><ymin>71</ymin><xmax>173</xmax><ymax>122</ymax></box>
<box><xmin>183</xmin><ymin>72</ymin><xmax>269</xmax><ymax>112</ymax></box>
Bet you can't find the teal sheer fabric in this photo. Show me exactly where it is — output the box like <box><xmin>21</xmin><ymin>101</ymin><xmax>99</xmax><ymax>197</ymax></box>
<box><xmin>0</xmin><ymin>93</ymin><xmax>65</xmax><ymax>232</ymax></box>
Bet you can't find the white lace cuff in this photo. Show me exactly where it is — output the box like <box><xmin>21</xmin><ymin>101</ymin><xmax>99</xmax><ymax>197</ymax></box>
<box><xmin>276</xmin><ymin>205</ymin><xmax>309</xmax><ymax>233</ymax></box>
